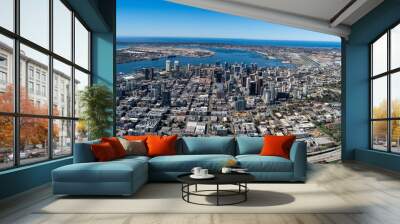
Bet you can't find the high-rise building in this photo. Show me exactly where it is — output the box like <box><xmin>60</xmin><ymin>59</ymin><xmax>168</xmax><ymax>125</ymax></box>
<box><xmin>150</xmin><ymin>68</ymin><xmax>154</xmax><ymax>80</ymax></box>
<box><xmin>251</xmin><ymin>63</ymin><xmax>258</xmax><ymax>71</ymax></box>
<box><xmin>214</xmin><ymin>70</ymin><xmax>223</xmax><ymax>83</ymax></box>
<box><xmin>165</xmin><ymin>60</ymin><xmax>171</xmax><ymax>72</ymax></box>
<box><xmin>174</xmin><ymin>60</ymin><xmax>180</xmax><ymax>71</ymax></box>
<box><xmin>234</xmin><ymin>65</ymin><xmax>241</xmax><ymax>75</ymax></box>
<box><xmin>161</xmin><ymin>91</ymin><xmax>171</xmax><ymax>106</ymax></box>
<box><xmin>216</xmin><ymin>83</ymin><xmax>224</xmax><ymax>99</ymax></box>
<box><xmin>224</xmin><ymin>62</ymin><xmax>229</xmax><ymax>71</ymax></box>
<box><xmin>296</xmin><ymin>89</ymin><xmax>302</xmax><ymax>99</ymax></box>
<box><xmin>227</xmin><ymin>80</ymin><xmax>234</xmax><ymax>93</ymax></box>
<box><xmin>143</xmin><ymin>68</ymin><xmax>150</xmax><ymax>80</ymax></box>
<box><xmin>224</xmin><ymin>71</ymin><xmax>231</xmax><ymax>82</ymax></box>
<box><xmin>150</xmin><ymin>83</ymin><xmax>161</xmax><ymax>99</ymax></box>
<box><xmin>269</xmin><ymin>82</ymin><xmax>276</xmax><ymax>103</ymax></box>
<box><xmin>235</xmin><ymin>97</ymin><xmax>246</xmax><ymax>111</ymax></box>
<box><xmin>242</xmin><ymin>76</ymin><xmax>247</xmax><ymax>87</ymax></box>
<box><xmin>303</xmin><ymin>84</ymin><xmax>308</xmax><ymax>96</ymax></box>
<box><xmin>249</xmin><ymin>81</ymin><xmax>257</xmax><ymax>96</ymax></box>
<box><xmin>257</xmin><ymin>78</ymin><xmax>263</xmax><ymax>95</ymax></box>
<box><xmin>263</xmin><ymin>90</ymin><xmax>271</xmax><ymax>104</ymax></box>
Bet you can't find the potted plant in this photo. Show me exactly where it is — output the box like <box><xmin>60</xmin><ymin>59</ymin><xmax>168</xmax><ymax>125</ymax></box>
<box><xmin>79</xmin><ymin>84</ymin><xmax>113</xmax><ymax>140</ymax></box>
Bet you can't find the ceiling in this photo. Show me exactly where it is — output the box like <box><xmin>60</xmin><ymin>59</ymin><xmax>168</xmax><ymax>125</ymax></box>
<box><xmin>169</xmin><ymin>0</ymin><xmax>384</xmax><ymax>38</ymax></box>
<box><xmin>66</xmin><ymin>0</ymin><xmax>114</xmax><ymax>32</ymax></box>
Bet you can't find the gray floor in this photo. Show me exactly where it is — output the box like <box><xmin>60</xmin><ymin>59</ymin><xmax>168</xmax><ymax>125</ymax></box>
<box><xmin>1</xmin><ymin>162</ymin><xmax>400</xmax><ymax>224</ymax></box>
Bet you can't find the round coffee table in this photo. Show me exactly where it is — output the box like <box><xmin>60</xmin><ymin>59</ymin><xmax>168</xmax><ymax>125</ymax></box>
<box><xmin>177</xmin><ymin>173</ymin><xmax>255</xmax><ymax>206</ymax></box>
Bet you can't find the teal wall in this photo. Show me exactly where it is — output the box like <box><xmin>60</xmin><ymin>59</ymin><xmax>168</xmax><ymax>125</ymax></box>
<box><xmin>92</xmin><ymin>33</ymin><xmax>114</xmax><ymax>87</ymax></box>
<box><xmin>344</xmin><ymin>0</ymin><xmax>400</xmax><ymax>171</ymax></box>
<box><xmin>0</xmin><ymin>0</ymin><xmax>116</xmax><ymax>200</ymax></box>
<box><xmin>342</xmin><ymin>41</ymin><xmax>370</xmax><ymax>160</ymax></box>
<box><xmin>92</xmin><ymin>32</ymin><xmax>116</xmax><ymax>135</ymax></box>
<box><xmin>0</xmin><ymin>158</ymin><xmax>72</xmax><ymax>199</ymax></box>
<box><xmin>355</xmin><ymin>149</ymin><xmax>400</xmax><ymax>172</ymax></box>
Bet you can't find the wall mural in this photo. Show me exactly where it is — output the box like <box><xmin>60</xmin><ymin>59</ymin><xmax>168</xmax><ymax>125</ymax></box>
<box><xmin>115</xmin><ymin>1</ymin><xmax>342</xmax><ymax>163</ymax></box>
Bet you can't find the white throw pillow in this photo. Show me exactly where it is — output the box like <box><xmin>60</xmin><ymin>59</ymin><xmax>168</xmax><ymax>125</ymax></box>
<box><xmin>118</xmin><ymin>137</ymin><xmax>147</xmax><ymax>156</ymax></box>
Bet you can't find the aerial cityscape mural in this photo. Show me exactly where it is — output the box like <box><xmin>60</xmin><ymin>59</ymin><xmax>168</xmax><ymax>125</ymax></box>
<box><xmin>115</xmin><ymin>1</ymin><xmax>342</xmax><ymax>163</ymax></box>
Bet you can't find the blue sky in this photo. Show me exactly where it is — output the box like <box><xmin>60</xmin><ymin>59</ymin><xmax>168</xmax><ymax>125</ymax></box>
<box><xmin>117</xmin><ymin>0</ymin><xmax>340</xmax><ymax>42</ymax></box>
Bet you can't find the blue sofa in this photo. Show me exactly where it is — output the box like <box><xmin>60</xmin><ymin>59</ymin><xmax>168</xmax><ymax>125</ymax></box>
<box><xmin>52</xmin><ymin>136</ymin><xmax>307</xmax><ymax>196</ymax></box>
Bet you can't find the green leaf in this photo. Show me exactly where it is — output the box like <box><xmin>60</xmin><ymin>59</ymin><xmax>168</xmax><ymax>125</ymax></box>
<box><xmin>79</xmin><ymin>84</ymin><xmax>113</xmax><ymax>140</ymax></box>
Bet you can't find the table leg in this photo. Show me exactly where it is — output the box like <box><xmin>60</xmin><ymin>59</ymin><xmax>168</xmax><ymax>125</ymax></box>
<box><xmin>245</xmin><ymin>183</ymin><xmax>247</xmax><ymax>201</ymax></box>
<box><xmin>217</xmin><ymin>184</ymin><xmax>219</xmax><ymax>206</ymax></box>
<box><xmin>187</xmin><ymin>184</ymin><xmax>190</xmax><ymax>202</ymax></box>
<box><xmin>195</xmin><ymin>184</ymin><xmax>198</xmax><ymax>192</ymax></box>
<box><xmin>181</xmin><ymin>184</ymin><xmax>183</xmax><ymax>199</ymax></box>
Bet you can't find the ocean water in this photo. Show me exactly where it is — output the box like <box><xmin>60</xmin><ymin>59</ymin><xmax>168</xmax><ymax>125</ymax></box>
<box><xmin>116</xmin><ymin>37</ymin><xmax>340</xmax><ymax>74</ymax></box>
<box><xmin>117</xmin><ymin>47</ymin><xmax>294</xmax><ymax>73</ymax></box>
<box><xmin>117</xmin><ymin>37</ymin><xmax>341</xmax><ymax>49</ymax></box>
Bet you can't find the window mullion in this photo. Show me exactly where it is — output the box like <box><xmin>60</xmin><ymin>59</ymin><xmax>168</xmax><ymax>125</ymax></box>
<box><xmin>13</xmin><ymin>0</ymin><xmax>20</xmax><ymax>167</ymax></box>
<box><xmin>71</xmin><ymin>10</ymin><xmax>76</xmax><ymax>154</ymax></box>
<box><xmin>48</xmin><ymin>0</ymin><xmax>54</xmax><ymax>160</ymax></box>
<box><xmin>388</xmin><ymin>30</ymin><xmax>391</xmax><ymax>152</ymax></box>
<box><xmin>370</xmin><ymin>45</ymin><xmax>373</xmax><ymax>149</ymax></box>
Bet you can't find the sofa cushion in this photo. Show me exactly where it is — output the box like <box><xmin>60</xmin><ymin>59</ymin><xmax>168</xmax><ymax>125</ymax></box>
<box><xmin>180</xmin><ymin>137</ymin><xmax>235</xmax><ymax>155</ymax></box>
<box><xmin>118</xmin><ymin>138</ymin><xmax>147</xmax><ymax>156</ymax></box>
<box><xmin>147</xmin><ymin>135</ymin><xmax>178</xmax><ymax>157</ymax></box>
<box><xmin>101</xmin><ymin>137</ymin><xmax>127</xmax><ymax>158</ymax></box>
<box><xmin>53</xmin><ymin>158</ymin><xmax>147</xmax><ymax>183</ymax></box>
<box><xmin>236</xmin><ymin>136</ymin><xmax>263</xmax><ymax>155</ymax></box>
<box><xmin>236</xmin><ymin>155</ymin><xmax>293</xmax><ymax>172</ymax></box>
<box><xmin>91</xmin><ymin>142</ymin><xmax>118</xmax><ymax>162</ymax></box>
<box><xmin>149</xmin><ymin>154</ymin><xmax>235</xmax><ymax>172</ymax></box>
<box><xmin>73</xmin><ymin>140</ymin><xmax>100</xmax><ymax>163</ymax></box>
<box><xmin>260</xmin><ymin>135</ymin><xmax>296</xmax><ymax>159</ymax></box>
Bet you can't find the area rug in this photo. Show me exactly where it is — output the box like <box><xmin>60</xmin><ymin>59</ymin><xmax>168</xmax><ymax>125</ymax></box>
<box><xmin>37</xmin><ymin>183</ymin><xmax>362</xmax><ymax>214</ymax></box>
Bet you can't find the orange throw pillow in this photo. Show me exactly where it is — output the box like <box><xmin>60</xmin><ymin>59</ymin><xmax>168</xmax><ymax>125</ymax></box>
<box><xmin>124</xmin><ymin>135</ymin><xmax>149</xmax><ymax>141</ymax></box>
<box><xmin>260</xmin><ymin>135</ymin><xmax>296</xmax><ymax>159</ymax></box>
<box><xmin>101</xmin><ymin>137</ymin><xmax>127</xmax><ymax>158</ymax></box>
<box><xmin>146</xmin><ymin>135</ymin><xmax>178</xmax><ymax>157</ymax></box>
<box><xmin>91</xmin><ymin>142</ymin><xmax>117</xmax><ymax>162</ymax></box>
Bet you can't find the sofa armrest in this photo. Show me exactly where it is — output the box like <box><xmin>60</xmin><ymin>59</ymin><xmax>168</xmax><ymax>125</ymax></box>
<box><xmin>73</xmin><ymin>140</ymin><xmax>100</xmax><ymax>163</ymax></box>
<box><xmin>289</xmin><ymin>141</ymin><xmax>307</xmax><ymax>182</ymax></box>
